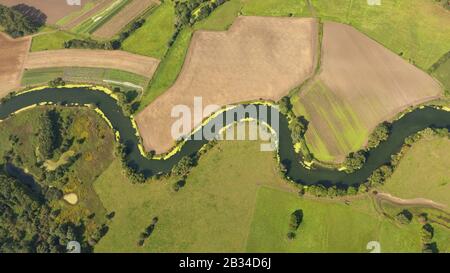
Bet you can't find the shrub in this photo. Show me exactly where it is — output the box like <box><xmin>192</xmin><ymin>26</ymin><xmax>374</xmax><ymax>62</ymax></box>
<box><xmin>344</xmin><ymin>151</ymin><xmax>366</xmax><ymax>173</ymax></box>
<box><xmin>367</xmin><ymin>123</ymin><xmax>390</xmax><ymax>149</ymax></box>
<box><xmin>171</xmin><ymin>156</ymin><xmax>195</xmax><ymax>176</ymax></box>
<box><xmin>395</xmin><ymin>210</ymin><xmax>413</xmax><ymax>225</ymax></box>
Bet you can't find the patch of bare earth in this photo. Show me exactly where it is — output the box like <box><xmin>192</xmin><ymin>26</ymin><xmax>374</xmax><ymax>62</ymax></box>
<box><xmin>300</xmin><ymin>22</ymin><xmax>443</xmax><ymax>161</ymax></box>
<box><xmin>136</xmin><ymin>16</ymin><xmax>318</xmax><ymax>154</ymax></box>
<box><xmin>24</xmin><ymin>49</ymin><xmax>159</xmax><ymax>77</ymax></box>
<box><xmin>93</xmin><ymin>0</ymin><xmax>158</xmax><ymax>39</ymax></box>
<box><xmin>0</xmin><ymin>0</ymin><xmax>86</xmax><ymax>24</ymax></box>
<box><xmin>0</xmin><ymin>32</ymin><xmax>31</xmax><ymax>97</ymax></box>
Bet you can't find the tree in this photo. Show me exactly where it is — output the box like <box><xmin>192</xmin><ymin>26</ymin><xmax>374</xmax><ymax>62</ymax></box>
<box><xmin>289</xmin><ymin>209</ymin><xmax>304</xmax><ymax>231</ymax></box>
<box><xmin>37</xmin><ymin>110</ymin><xmax>60</xmax><ymax>159</ymax></box>
<box><xmin>367</xmin><ymin>165</ymin><xmax>393</xmax><ymax>186</ymax></box>
<box><xmin>367</xmin><ymin>123</ymin><xmax>390</xmax><ymax>149</ymax></box>
<box><xmin>346</xmin><ymin>186</ymin><xmax>358</xmax><ymax>195</ymax></box>
<box><xmin>395</xmin><ymin>209</ymin><xmax>413</xmax><ymax>225</ymax></box>
<box><xmin>421</xmin><ymin>224</ymin><xmax>434</xmax><ymax>243</ymax></box>
<box><xmin>172</xmin><ymin>156</ymin><xmax>194</xmax><ymax>176</ymax></box>
<box><xmin>344</xmin><ymin>151</ymin><xmax>366</xmax><ymax>173</ymax></box>
<box><xmin>289</xmin><ymin>116</ymin><xmax>308</xmax><ymax>144</ymax></box>
<box><xmin>278</xmin><ymin>96</ymin><xmax>292</xmax><ymax>115</ymax></box>
<box><xmin>48</xmin><ymin>77</ymin><xmax>65</xmax><ymax>88</ymax></box>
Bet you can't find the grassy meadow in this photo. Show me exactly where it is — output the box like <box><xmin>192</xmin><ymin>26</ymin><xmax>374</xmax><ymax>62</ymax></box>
<box><xmin>30</xmin><ymin>30</ymin><xmax>82</xmax><ymax>51</ymax></box>
<box><xmin>22</xmin><ymin>67</ymin><xmax>149</xmax><ymax>90</ymax></box>
<box><xmin>310</xmin><ymin>0</ymin><xmax>450</xmax><ymax>70</ymax></box>
<box><xmin>380</xmin><ymin>136</ymin><xmax>450</xmax><ymax>207</ymax></box>
<box><xmin>121</xmin><ymin>1</ymin><xmax>175</xmax><ymax>58</ymax></box>
<box><xmin>92</xmin><ymin>138</ymin><xmax>449</xmax><ymax>252</ymax></box>
<box><xmin>433</xmin><ymin>57</ymin><xmax>450</xmax><ymax>93</ymax></box>
<box><xmin>247</xmin><ymin>187</ymin><xmax>424</xmax><ymax>253</ymax></box>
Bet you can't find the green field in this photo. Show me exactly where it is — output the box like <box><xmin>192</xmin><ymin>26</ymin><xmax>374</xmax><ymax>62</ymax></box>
<box><xmin>121</xmin><ymin>1</ymin><xmax>175</xmax><ymax>58</ymax></box>
<box><xmin>72</xmin><ymin>0</ymin><xmax>131</xmax><ymax>35</ymax></box>
<box><xmin>291</xmin><ymin>80</ymin><xmax>367</xmax><ymax>162</ymax></box>
<box><xmin>94</xmin><ymin>140</ymin><xmax>291</xmax><ymax>252</ymax></box>
<box><xmin>92</xmin><ymin>137</ymin><xmax>449</xmax><ymax>252</ymax></box>
<box><xmin>310</xmin><ymin>0</ymin><xmax>450</xmax><ymax>70</ymax></box>
<box><xmin>22</xmin><ymin>67</ymin><xmax>149</xmax><ymax>91</ymax></box>
<box><xmin>247</xmin><ymin>187</ymin><xmax>424</xmax><ymax>252</ymax></box>
<box><xmin>433</xmin><ymin>56</ymin><xmax>450</xmax><ymax>93</ymax></box>
<box><xmin>30</xmin><ymin>30</ymin><xmax>82</xmax><ymax>51</ymax></box>
<box><xmin>241</xmin><ymin>0</ymin><xmax>311</xmax><ymax>17</ymax></box>
<box><xmin>381</xmin><ymin>135</ymin><xmax>450</xmax><ymax>207</ymax></box>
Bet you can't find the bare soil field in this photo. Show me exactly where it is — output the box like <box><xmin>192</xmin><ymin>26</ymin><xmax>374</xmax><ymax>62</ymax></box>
<box><xmin>0</xmin><ymin>0</ymin><xmax>88</xmax><ymax>24</ymax></box>
<box><xmin>136</xmin><ymin>16</ymin><xmax>318</xmax><ymax>154</ymax></box>
<box><xmin>24</xmin><ymin>49</ymin><xmax>159</xmax><ymax>77</ymax></box>
<box><xmin>0</xmin><ymin>32</ymin><xmax>31</xmax><ymax>97</ymax></box>
<box><xmin>93</xmin><ymin>0</ymin><xmax>158</xmax><ymax>39</ymax></box>
<box><xmin>62</xmin><ymin>0</ymin><xmax>114</xmax><ymax>29</ymax></box>
<box><xmin>295</xmin><ymin>22</ymin><xmax>443</xmax><ymax>162</ymax></box>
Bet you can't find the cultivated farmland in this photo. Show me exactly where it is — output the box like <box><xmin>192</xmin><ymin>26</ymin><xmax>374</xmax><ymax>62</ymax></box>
<box><xmin>0</xmin><ymin>0</ymin><xmax>88</xmax><ymax>24</ymax></box>
<box><xmin>0</xmin><ymin>32</ymin><xmax>30</xmax><ymax>97</ymax></box>
<box><xmin>93</xmin><ymin>0</ymin><xmax>158</xmax><ymax>39</ymax></box>
<box><xmin>24</xmin><ymin>49</ymin><xmax>159</xmax><ymax>77</ymax></box>
<box><xmin>292</xmin><ymin>22</ymin><xmax>443</xmax><ymax>163</ymax></box>
<box><xmin>71</xmin><ymin>0</ymin><xmax>130</xmax><ymax>35</ymax></box>
<box><xmin>62</xmin><ymin>0</ymin><xmax>115</xmax><ymax>30</ymax></box>
<box><xmin>136</xmin><ymin>16</ymin><xmax>319</xmax><ymax>154</ymax></box>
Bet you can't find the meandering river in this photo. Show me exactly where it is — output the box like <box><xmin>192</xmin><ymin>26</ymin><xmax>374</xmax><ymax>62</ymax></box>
<box><xmin>0</xmin><ymin>87</ymin><xmax>449</xmax><ymax>185</ymax></box>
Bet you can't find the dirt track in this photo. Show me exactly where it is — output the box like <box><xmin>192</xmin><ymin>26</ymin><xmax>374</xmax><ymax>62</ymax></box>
<box><xmin>93</xmin><ymin>0</ymin><xmax>158</xmax><ymax>39</ymax></box>
<box><xmin>0</xmin><ymin>0</ymin><xmax>86</xmax><ymax>24</ymax></box>
<box><xmin>0</xmin><ymin>33</ymin><xmax>31</xmax><ymax>97</ymax></box>
<box><xmin>375</xmin><ymin>192</ymin><xmax>447</xmax><ymax>211</ymax></box>
<box><xmin>136</xmin><ymin>16</ymin><xmax>319</xmax><ymax>154</ymax></box>
<box><xmin>24</xmin><ymin>49</ymin><xmax>159</xmax><ymax>77</ymax></box>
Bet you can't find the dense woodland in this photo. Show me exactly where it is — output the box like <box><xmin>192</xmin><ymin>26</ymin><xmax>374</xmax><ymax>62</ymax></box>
<box><xmin>0</xmin><ymin>108</ymin><xmax>113</xmax><ymax>253</ymax></box>
<box><xmin>0</xmin><ymin>4</ymin><xmax>44</xmax><ymax>37</ymax></box>
<box><xmin>0</xmin><ymin>172</ymin><xmax>85</xmax><ymax>253</ymax></box>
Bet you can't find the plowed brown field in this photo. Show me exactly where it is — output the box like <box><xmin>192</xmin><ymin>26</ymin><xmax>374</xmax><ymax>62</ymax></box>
<box><xmin>0</xmin><ymin>32</ymin><xmax>31</xmax><ymax>97</ymax></box>
<box><xmin>293</xmin><ymin>22</ymin><xmax>443</xmax><ymax>162</ymax></box>
<box><xmin>24</xmin><ymin>49</ymin><xmax>159</xmax><ymax>77</ymax></box>
<box><xmin>136</xmin><ymin>16</ymin><xmax>319</xmax><ymax>154</ymax></box>
<box><xmin>93</xmin><ymin>0</ymin><xmax>158</xmax><ymax>39</ymax></box>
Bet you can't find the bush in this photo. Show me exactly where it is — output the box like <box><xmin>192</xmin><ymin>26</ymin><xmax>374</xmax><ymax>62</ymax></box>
<box><xmin>366</xmin><ymin>165</ymin><xmax>393</xmax><ymax>186</ymax></box>
<box><xmin>289</xmin><ymin>210</ymin><xmax>303</xmax><ymax>231</ymax></box>
<box><xmin>37</xmin><ymin>110</ymin><xmax>60</xmax><ymax>159</ymax></box>
<box><xmin>288</xmin><ymin>116</ymin><xmax>308</xmax><ymax>144</ymax></box>
<box><xmin>64</xmin><ymin>39</ymin><xmax>116</xmax><ymax>50</ymax></box>
<box><xmin>278</xmin><ymin>96</ymin><xmax>292</xmax><ymax>116</ymax></box>
<box><xmin>48</xmin><ymin>77</ymin><xmax>65</xmax><ymax>88</ymax></box>
<box><xmin>367</xmin><ymin>123</ymin><xmax>390</xmax><ymax>149</ymax></box>
<box><xmin>171</xmin><ymin>156</ymin><xmax>195</xmax><ymax>176</ymax></box>
<box><xmin>395</xmin><ymin>210</ymin><xmax>413</xmax><ymax>225</ymax></box>
<box><xmin>344</xmin><ymin>151</ymin><xmax>366</xmax><ymax>173</ymax></box>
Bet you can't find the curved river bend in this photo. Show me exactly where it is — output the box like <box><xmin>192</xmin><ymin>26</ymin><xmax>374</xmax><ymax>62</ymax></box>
<box><xmin>0</xmin><ymin>87</ymin><xmax>449</xmax><ymax>186</ymax></box>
